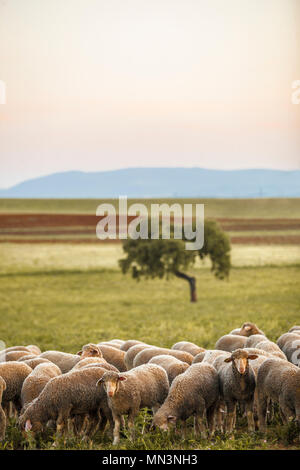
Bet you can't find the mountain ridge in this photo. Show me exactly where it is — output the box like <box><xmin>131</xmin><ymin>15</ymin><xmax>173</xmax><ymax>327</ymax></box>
<box><xmin>0</xmin><ymin>168</ymin><xmax>299</xmax><ymax>198</ymax></box>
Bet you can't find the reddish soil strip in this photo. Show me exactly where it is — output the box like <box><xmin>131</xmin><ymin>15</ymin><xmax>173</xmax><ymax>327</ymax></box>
<box><xmin>0</xmin><ymin>214</ymin><xmax>300</xmax><ymax>231</ymax></box>
<box><xmin>231</xmin><ymin>236</ymin><xmax>300</xmax><ymax>245</ymax></box>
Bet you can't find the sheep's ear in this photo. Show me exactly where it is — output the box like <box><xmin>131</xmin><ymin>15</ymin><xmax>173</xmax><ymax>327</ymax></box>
<box><xmin>118</xmin><ymin>376</ymin><xmax>127</xmax><ymax>381</ymax></box>
<box><xmin>96</xmin><ymin>378</ymin><xmax>103</xmax><ymax>387</ymax></box>
<box><xmin>224</xmin><ymin>357</ymin><xmax>233</xmax><ymax>363</ymax></box>
<box><xmin>77</xmin><ymin>350</ymin><xmax>82</xmax><ymax>356</ymax></box>
<box><xmin>167</xmin><ymin>415</ymin><xmax>177</xmax><ymax>422</ymax></box>
<box><xmin>248</xmin><ymin>354</ymin><xmax>258</xmax><ymax>360</ymax></box>
<box><xmin>25</xmin><ymin>419</ymin><xmax>32</xmax><ymax>432</ymax></box>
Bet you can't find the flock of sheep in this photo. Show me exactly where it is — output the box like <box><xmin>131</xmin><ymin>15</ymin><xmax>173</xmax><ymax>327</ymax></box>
<box><xmin>0</xmin><ymin>322</ymin><xmax>300</xmax><ymax>445</ymax></box>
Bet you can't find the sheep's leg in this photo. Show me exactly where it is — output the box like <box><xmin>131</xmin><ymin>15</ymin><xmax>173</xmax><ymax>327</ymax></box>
<box><xmin>56</xmin><ymin>406</ymin><xmax>72</xmax><ymax>435</ymax></box>
<box><xmin>225</xmin><ymin>401</ymin><xmax>236</xmax><ymax>433</ymax></box>
<box><xmin>257</xmin><ymin>394</ymin><xmax>268</xmax><ymax>432</ymax></box>
<box><xmin>128</xmin><ymin>410</ymin><xmax>137</xmax><ymax>441</ymax></box>
<box><xmin>206</xmin><ymin>402</ymin><xmax>218</xmax><ymax>436</ymax></box>
<box><xmin>112</xmin><ymin>413</ymin><xmax>121</xmax><ymax>445</ymax></box>
<box><xmin>245</xmin><ymin>400</ymin><xmax>255</xmax><ymax>432</ymax></box>
<box><xmin>195</xmin><ymin>405</ymin><xmax>207</xmax><ymax>439</ymax></box>
<box><xmin>279</xmin><ymin>398</ymin><xmax>294</xmax><ymax>424</ymax></box>
<box><xmin>152</xmin><ymin>404</ymin><xmax>160</xmax><ymax>415</ymax></box>
<box><xmin>0</xmin><ymin>407</ymin><xmax>6</xmax><ymax>441</ymax></box>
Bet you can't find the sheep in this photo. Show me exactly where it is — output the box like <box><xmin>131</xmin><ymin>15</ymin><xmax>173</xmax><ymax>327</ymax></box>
<box><xmin>19</xmin><ymin>367</ymin><xmax>112</xmax><ymax>436</ymax></box>
<box><xmin>192</xmin><ymin>351</ymin><xmax>206</xmax><ymax>364</ymax></box>
<box><xmin>0</xmin><ymin>350</ymin><xmax>34</xmax><ymax>362</ymax></box>
<box><xmin>229</xmin><ymin>328</ymin><xmax>242</xmax><ymax>335</ymax></box>
<box><xmin>245</xmin><ymin>334</ymin><xmax>267</xmax><ymax>348</ymax></box>
<box><xmin>288</xmin><ymin>326</ymin><xmax>300</xmax><ymax>333</ymax></box>
<box><xmin>124</xmin><ymin>344</ymin><xmax>153</xmax><ymax>370</ymax></box>
<box><xmin>238</xmin><ymin>322</ymin><xmax>265</xmax><ymax>337</ymax></box>
<box><xmin>201</xmin><ymin>349</ymin><xmax>231</xmax><ymax>365</ymax></box>
<box><xmin>20</xmin><ymin>358</ymin><xmax>54</xmax><ymax>370</ymax></box>
<box><xmin>21</xmin><ymin>363</ymin><xmax>61</xmax><ymax>412</ymax></box>
<box><xmin>171</xmin><ymin>341</ymin><xmax>205</xmax><ymax>357</ymax></box>
<box><xmin>2</xmin><ymin>345</ymin><xmax>41</xmax><ymax>355</ymax></box>
<box><xmin>153</xmin><ymin>363</ymin><xmax>219</xmax><ymax>438</ymax></box>
<box><xmin>98</xmin><ymin>342</ymin><xmax>121</xmax><ymax>350</ymax></box>
<box><xmin>133</xmin><ymin>348</ymin><xmax>193</xmax><ymax>368</ymax></box>
<box><xmin>217</xmin><ymin>349</ymin><xmax>258</xmax><ymax>432</ymax></box>
<box><xmin>97</xmin><ymin>364</ymin><xmax>169</xmax><ymax>445</ymax></box>
<box><xmin>72</xmin><ymin>357</ymin><xmax>118</xmax><ymax>372</ymax></box>
<box><xmin>120</xmin><ymin>340</ymin><xmax>144</xmax><ymax>352</ymax></box>
<box><xmin>255</xmin><ymin>340</ymin><xmax>287</xmax><ymax>360</ymax></box>
<box><xmin>97</xmin><ymin>345</ymin><xmax>127</xmax><ymax>372</ymax></box>
<box><xmin>257</xmin><ymin>358</ymin><xmax>300</xmax><ymax>431</ymax></box>
<box><xmin>17</xmin><ymin>354</ymin><xmax>39</xmax><ymax>362</ymax></box>
<box><xmin>77</xmin><ymin>343</ymin><xmax>103</xmax><ymax>359</ymax></box>
<box><xmin>148</xmin><ymin>355</ymin><xmax>189</xmax><ymax>384</ymax></box>
<box><xmin>215</xmin><ymin>334</ymin><xmax>248</xmax><ymax>352</ymax></box>
<box><xmin>277</xmin><ymin>332</ymin><xmax>300</xmax><ymax>351</ymax></box>
<box><xmin>39</xmin><ymin>351</ymin><xmax>81</xmax><ymax>373</ymax></box>
<box><xmin>0</xmin><ymin>377</ymin><xmax>6</xmax><ymax>440</ymax></box>
<box><xmin>0</xmin><ymin>362</ymin><xmax>32</xmax><ymax>414</ymax></box>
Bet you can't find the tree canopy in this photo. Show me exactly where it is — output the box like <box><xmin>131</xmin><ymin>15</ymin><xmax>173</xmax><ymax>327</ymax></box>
<box><xmin>119</xmin><ymin>220</ymin><xmax>231</xmax><ymax>302</ymax></box>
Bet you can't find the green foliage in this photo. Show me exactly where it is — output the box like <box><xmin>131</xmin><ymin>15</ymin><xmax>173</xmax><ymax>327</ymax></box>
<box><xmin>200</xmin><ymin>220</ymin><xmax>231</xmax><ymax>279</ymax></box>
<box><xmin>119</xmin><ymin>219</ymin><xmax>231</xmax><ymax>281</ymax></box>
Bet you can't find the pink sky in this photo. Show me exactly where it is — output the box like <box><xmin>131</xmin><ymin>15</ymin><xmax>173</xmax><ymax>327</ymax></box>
<box><xmin>0</xmin><ymin>0</ymin><xmax>299</xmax><ymax>188</ymax></box>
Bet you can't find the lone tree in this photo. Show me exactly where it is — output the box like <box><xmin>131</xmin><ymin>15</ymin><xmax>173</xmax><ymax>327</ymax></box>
<box><xmin>119</xmin><ymin>220</ymin><xmax>231</xmax><ymax>302</ymax></box>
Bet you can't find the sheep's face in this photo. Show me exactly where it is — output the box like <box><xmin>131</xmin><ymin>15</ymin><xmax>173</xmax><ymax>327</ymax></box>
<box><xmin>152</xmin><ymin>413</ymin><xmax>176</xmax><ymax>431</ymax></box>
<box><xmin>239</xmin><ymin>323</ymin><xmax>260</xmax><ymax>337</ymax></box>
<box><xmin>19</xmin><ymin>417</ymin><xmax>43</xmax><ymax>434</ymax></box>
<box><xmin>224</xmin><ymin>349</ymin><xmax>258</xmax><ymax>375</ymax></box>
<box><xmin>77</xmin><ymin>343</ymin><xmax>102</xmax><ymax>359</ymax></box>
<box><xmin>97</xmin><ymin>372</ymin><xmax>126</xmax><ymax>398</ymax></box>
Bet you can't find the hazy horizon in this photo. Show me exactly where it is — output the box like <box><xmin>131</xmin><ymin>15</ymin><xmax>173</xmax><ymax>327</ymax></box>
<box><xmin>0</xmin><ymin>0</ymin><xmax>299</xmax><ymax>188</ymax></box>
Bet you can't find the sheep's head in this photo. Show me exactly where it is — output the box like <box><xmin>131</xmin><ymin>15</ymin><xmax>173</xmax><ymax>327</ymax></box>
<box><xmin>77</xmin><ymin>343</ymin><xmax>103</xmax><ymax>359</ymax></box>
<box><xmin>224</xmin><ymin>349</ymin><xmax>258</xmax><ymax>375</ymax></box>
<box><xmin>239</xmin><ymin>322</ymin><xmax>261</xmax><ymax>337</ymax></box>
<box><xmin>152</xmin><ymin>411</ymin><xmax>177</xmax><ymax>431</ymax></box>
<box><xmin>97</xmin><ymin>371</ymin><xmax>126</xmax><ymax>397</ymax></box>
<box><xmin>19</xmin><ymin>413</ymin><xmax>43</xmax><ymax>434</ymax></box>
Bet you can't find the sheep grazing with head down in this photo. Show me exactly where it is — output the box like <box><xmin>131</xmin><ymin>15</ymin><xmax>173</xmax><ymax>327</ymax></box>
<box><xmin>148</xmin><ymin>355</ymin><xmax>189</xmax><ymax>385</ymax></box>
<box><xmin>19</xmin><ymin>367</ymin><xmax>112</xmax><ymax>436</ymax></box>
<box><xmin>124</xmin><ymin>344</ymin><xmax>153</xmax><ymax>370</ymax></box>
<box><xmin>215</xmin><ymin>335</ymin><xmax>248</xmax><ymax>352</ymax></box>
<box><xmin>217</xmin><ymin>349</ymin><xmax>258</xmax><ymax>433</ymax></box>
<box><xmin>97</xmin><ymin>344</ymin><xmax>127</xmax><ymax>372</ymax></box>
<box><xmin>133</xmin><ymin>347</ymin><xmax>193</xmax><ymax>368</ymax></box>
<box><xmin>120</xmin><ymin>340</ymin><xmax>144</xmax><ymax>352</ymax></box>
<box><xmin>21</xmin><ymin>363</ymin><xmax>62</xmax><ymax>412</ymax></box>
<box><xmin>39</xmin><ymin>351</ymin><xmax>81</xmax><ymax>374</ymax></box>
<box><xmin>171</xmin><ymin>341</ymin><xmax>205</xmax><ymax>357</ymax></box>
<box><xmin>257</xmin><ymin>358</ymin><xmax>300</xmax><ymax>431</ymax></box>
<box><xmin>0</xmin><ymin>362</ymin><xmax>32</xmax><ymax>414</ymax></box>
<box><xmin>0</xmin><ymin>377</ymin><xmax>7</xmax><ymax>440</ymax></box>
<box><xmin>97</xmin><ymin>364</ymin><xmax>169</xmax><ymax>445</ymax></box>
<box><xmin>153</xmin><ymin>363</ymin><xmax>219</xmax><ymax>438</ymax></box>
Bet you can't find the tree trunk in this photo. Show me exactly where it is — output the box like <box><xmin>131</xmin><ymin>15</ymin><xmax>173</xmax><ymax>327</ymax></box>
<box><xmin>174</xmin><ymin>271</ymin><xmax>197</xmax><ymax>302</ymax></box>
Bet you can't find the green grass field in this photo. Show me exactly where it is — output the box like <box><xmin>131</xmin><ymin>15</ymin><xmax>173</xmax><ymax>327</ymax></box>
<box><xmin>0</xmin><ymin>240</ymin><xmax>300</xmax><ymax>450</ymax></box>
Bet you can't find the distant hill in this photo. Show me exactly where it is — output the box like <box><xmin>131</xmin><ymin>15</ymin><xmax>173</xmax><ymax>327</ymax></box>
<box><xmin>0</xmin><ymin>168</ymin><xmax>299</xmax><ymax>198</ymax></box>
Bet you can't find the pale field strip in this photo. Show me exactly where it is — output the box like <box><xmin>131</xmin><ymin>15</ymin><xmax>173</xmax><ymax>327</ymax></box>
<box><xmin>0</xmin><ymin>243</ymin><xmax>299</xmax><ymax>274</ymax></box>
